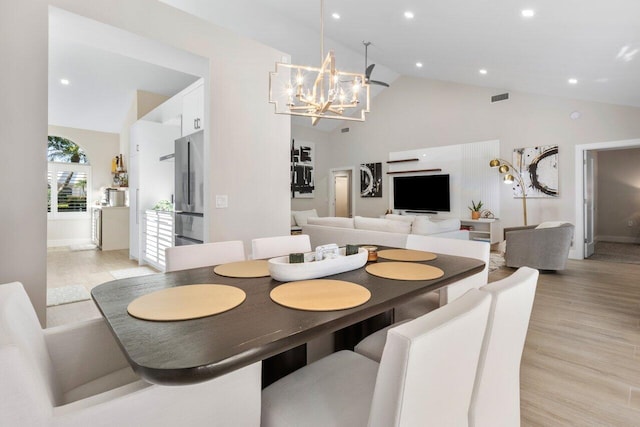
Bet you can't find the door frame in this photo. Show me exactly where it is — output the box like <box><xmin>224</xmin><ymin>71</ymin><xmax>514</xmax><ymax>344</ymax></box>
<box><xmin>573</xmin><ymin>138</ymin><xmax>640</xmax><ymax>259</ymax></box>
<box><xmin>328</xmin><ymin>167</ymin><xmax>357</xmax><ymax>217</ymax></box>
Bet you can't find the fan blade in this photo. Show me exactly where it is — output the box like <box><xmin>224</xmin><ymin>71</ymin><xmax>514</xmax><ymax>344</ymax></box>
<box><xmin>370</xmin><ymin>79</ymin><xmax>390</xmax><ymax>88</ymax></box>
<box><xmin>365</xmin><ymin>64</ymin><xmax>375</xmax><ymax>80</ymax></box>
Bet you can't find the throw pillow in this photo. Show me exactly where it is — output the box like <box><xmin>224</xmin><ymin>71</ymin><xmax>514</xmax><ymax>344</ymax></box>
<box><xmin>354</xmin><ymin>216</ymin><xmax>411</xmax><ymax>234</ymax></box>
<box><xmin>410</xmin><ymin>217</ymin><xmax>441</xmax><ymax>235</ymax></box>
<box><xmin>292</xmin><ymin>209</ymin><xmax>318</xmax><ymax>226</ymax></box>
<box><xmin>384</xmin><ymin>214</ymin><xmax>417</xmax><ymax>224</ymax></box>
<box><xmin>535</xmin><ymin>221</ymin><xmax>568</xmax><ymax>229</ymax></box>
<box><xmin>307</xmin><ymin>217</ymin><xmax>355</xmax><ymax>229</ymax></box>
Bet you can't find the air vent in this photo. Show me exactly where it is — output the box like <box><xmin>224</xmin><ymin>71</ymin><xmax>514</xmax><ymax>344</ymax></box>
<box><xmin>341</xmin><ymin>127</ymin><xmax>350</xmax><ymax>133</ymax></box>
<box><xmin>491</xmin><ymin>93</ymin><xmax>509</xmax><ymax>103</ymax></box>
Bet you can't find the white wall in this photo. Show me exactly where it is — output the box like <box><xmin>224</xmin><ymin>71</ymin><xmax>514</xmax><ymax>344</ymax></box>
<box><xmin>0</xmin><ymin>0</ymin><xmax>48</xmax><ymax>325</ymax></box>
<box><xmin>3</xmin><ymin>0</ymin><xmax>290</xmax><ymax>324</ymax></box>
<box><xmin>322</xmin><ymin>76</ymin><xmax>640</xmax><ymax>229</ymax></box>
<box><xmin>52</xmin><ymin>0</ymin><xmax>291</xmax><ymax>248</ymax></box>
<box><xmin>596</xmin><ymin>148</ymin><xmax>640</xmax><ymax>243</ymax></box>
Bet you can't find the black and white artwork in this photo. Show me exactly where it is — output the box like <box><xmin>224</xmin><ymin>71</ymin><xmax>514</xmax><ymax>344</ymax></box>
<box><xmin>291</xmin><ymin>140</ymin><xmax>315</xmax><ymax>198</ymax></box>
<box><xmin>513</xmin><ymin>145</ymin><xmax>559</xmax><ymax>198</ymax></box>
<box><xmin>360</xmin><ymin>162</ymin><xmax>383</xmax><ymax>198</ymax></box>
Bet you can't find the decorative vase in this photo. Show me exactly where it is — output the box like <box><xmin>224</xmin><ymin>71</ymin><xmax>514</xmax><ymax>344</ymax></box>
<box><xmin>471</xmin><ymin>211</ymin><xmax>481</xmax><ymax>220</ymax></box>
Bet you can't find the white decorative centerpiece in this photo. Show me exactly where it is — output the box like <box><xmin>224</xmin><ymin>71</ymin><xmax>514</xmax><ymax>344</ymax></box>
<box><xmin>268</xmin><ymin>247</ymin><xmax>368</xmax><ymax>282</ymax></box>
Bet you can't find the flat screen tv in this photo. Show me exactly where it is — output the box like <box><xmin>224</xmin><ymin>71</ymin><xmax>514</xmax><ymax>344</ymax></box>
<box><xmin>393</xmin><ymin>174</ymin><xmax>450</xmax><ymax>212</ymax></box>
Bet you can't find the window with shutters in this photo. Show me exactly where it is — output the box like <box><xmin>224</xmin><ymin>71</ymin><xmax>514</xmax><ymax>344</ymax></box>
<box><xmin>47</xmin><ymin>136</ymin><xmax>91</xmax><ymax>218</ymax></box>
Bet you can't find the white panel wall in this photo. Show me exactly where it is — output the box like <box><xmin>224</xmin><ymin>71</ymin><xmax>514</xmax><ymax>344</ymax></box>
<box><xmin>388</xmin><ymin>140</ymin><xmax>500</xmax><ymax>220</ymax></box>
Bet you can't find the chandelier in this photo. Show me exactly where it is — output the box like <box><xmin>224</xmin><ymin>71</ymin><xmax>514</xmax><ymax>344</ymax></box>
<box><xmin>269</xmin><ymin>0</ymin><xmax>370</xmax><ymax>125</ymax></box>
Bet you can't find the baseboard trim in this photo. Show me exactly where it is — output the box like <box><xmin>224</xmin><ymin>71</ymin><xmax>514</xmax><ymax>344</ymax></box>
<box><xmin>595</xmin><ymin>235</ymin><xmax>640</xmax><ymax>244</ymax></box>
<box><xmin>47</xmin><ymin>238</ymin><xmax>92</xmax><ymax>248</ymax></box>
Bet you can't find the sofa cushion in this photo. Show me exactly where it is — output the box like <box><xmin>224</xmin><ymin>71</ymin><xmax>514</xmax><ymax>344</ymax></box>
<box><xmin>412</xmin><ymin>217</ymin><xmax>461</xmax><ymax>235</ymax></box>
<box><xmin>292</xmin><ymin>209</ymin><xmax>318</xmax><ymax>226</ymax></box>
<box><xmin>535</xmin><ymin>221</ymin><xmax>569</xmax><ymax>229</ymax></box>
<box><xmin>384</xmin><ymin>214</ymin><xmax>417</xmax><ymax>225</ymax></box>
<box><xmin>354</xmin><ymin>216</ymin><xmax>411</xmax><ymax>234</ymax></box>
<box><xmin>307</xmin><ymin>217</ymin><xmax>354</xmax><ymax>229</ymax></box>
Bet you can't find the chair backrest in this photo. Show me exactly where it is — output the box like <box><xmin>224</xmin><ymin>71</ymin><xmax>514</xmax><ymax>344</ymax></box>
<box><xmin>251</xmin><ymin>234</ymin><xmax>311</xmax><ymax>259</ymax></box>
<box><xmin>165</xmin><ymin>240</ymin><xmax>245</xmax><ymax>272</ymax></box>
<box><xmin>369</xmin><ymin>289</ymin><xmax>492</xmax><ymax>427</ymax></box>
<box><xmin>406</xmin><ymin>234</ymin><xmax>490</xmax><ymax>304</ymax></box>
<box><xmin>470</xmin><ymin>266</ymin><xmax>539</xmax><ymax>427</ymax></box>
<box><xmin>0</xmin><ymin>282</ymin><xmax>61</xmax><ymax>414</ymax></box>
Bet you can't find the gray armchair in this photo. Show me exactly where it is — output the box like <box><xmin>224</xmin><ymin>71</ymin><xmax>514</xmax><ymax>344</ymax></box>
<box><xmin>504</xmin><ymin>223</ymin><xmax>574</xmax><ymax>271</ymax></box>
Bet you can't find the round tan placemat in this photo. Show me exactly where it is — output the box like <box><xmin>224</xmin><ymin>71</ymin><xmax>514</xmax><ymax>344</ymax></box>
<box><xmin>366</xmin><ymin>262</ymin><xmax>444</xmax><ymax>281</ymax></box>
<box><xmin>270</xmin><ymin>280</ymin><xmax>371</xmax><ymax>311</ymax></box>
<box><xmin>127</xmin><ymin>284</ymin><xmax>246</xmax><ymax>321</ymax></box>
<box><xmin>213</xmin><ymin>260</ymin><xmax>270</xmax><ymax>278</ymax></box>
<box><xmin>377</xmin><ymin>249</ymin><xmax>437</xmax><ymax>262</ymax></box>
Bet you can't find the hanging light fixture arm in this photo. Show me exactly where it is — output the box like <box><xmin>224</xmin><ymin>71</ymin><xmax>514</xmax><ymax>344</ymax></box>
<box><xmin>268</xmin><ymin>0</ymin><xmax>370</xmax><ymax>124</ymax></box>
<box><xmin>489</xmin><ymin>158</ymin><xmax>528</xmax><ymax>226</ymax></box>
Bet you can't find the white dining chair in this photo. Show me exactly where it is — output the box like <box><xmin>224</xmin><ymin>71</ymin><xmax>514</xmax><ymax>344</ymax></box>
<box><xmin>469</xmin><ymin>266</ymin><xmax>538</xmax><ymax>427</ymax></box>
<box><xmin>261</xmin><ymin>288</ymin><xmax>492</xmax><ymax>427</ymax></box>
<box><xmin>251</xmin><ymin>234</ymin><xmax>311</xmax><ymax>260</ymax></box>
<box><xmin>0</xmin><ymin>282</ymin><xmax>261</xmax><ymax>426</ymax></box>
<box><xmin>355</xmin><ymin>235</ymin><xmax>491</xmax><ymax>363</ymax></box>
<box><xmin>397</xmin><ymin>234</ymin><xmax>491</xmax><ymax>320</ymax></box>
<box><xmin>165</xmin><ymin>240</ymin><xmax>245</xmax><ymax>272</ymax></box>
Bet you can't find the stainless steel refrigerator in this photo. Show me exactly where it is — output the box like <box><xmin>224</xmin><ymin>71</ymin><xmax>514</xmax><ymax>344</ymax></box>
<box><xmin>174</xmin><ymin>130</ymin><xmax>204</xmax><ymax>246</ymax></box>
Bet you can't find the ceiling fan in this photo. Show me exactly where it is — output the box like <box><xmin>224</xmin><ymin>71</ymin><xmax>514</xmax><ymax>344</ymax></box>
<box><xmin>363</xmin><ymin>41</ymin><xmax>390</xmax><ymax>88</ymax></box>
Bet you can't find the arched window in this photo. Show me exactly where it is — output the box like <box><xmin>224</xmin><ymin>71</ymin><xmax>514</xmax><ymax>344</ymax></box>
<box><xmin>47</xmin><ymin>136</ymin><xmax>91</xmax><ymax>217</ymax></box>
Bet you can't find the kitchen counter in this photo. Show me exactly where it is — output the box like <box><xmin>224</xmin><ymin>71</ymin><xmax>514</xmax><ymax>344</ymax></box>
<box><xmin>92</xmin><ymin>206</ymin><xmax>130</xmax><ymax>251</ymax></box>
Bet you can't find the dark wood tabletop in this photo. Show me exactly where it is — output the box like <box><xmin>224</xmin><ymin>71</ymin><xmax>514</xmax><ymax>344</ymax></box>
<box><xmin>91</xmin><ymin>249</ymin><xmax>484</xmax><ymax>385</ymax></box>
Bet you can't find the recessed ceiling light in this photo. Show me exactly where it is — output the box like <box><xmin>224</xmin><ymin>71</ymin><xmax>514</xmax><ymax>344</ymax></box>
<box><xmin>521</xmin><ymin>9</ymin><xmax>535</xmax><ymax>18</ymax></box>
<box><xmin>331</xmin><ymin>12</ymin><xmax>340</xmax><ymax>20</ymax></box>
<box><xmin>479</xmin><ymin>69</ymin><xmax>488</xmax><ymax>75</ymax></box>
<box><xmin>416</xmin><ymin>62</ymin><xmax>423</xmax><ymax>68</ymax></box>
<box><xmin>404</xmin><ymin>11</ymin><xmax>415</xmax><ymax>19</ymax></box>
<box><xmin>60</xmin><ymin>78</ymin><xmax>70</xmax><ymax>85</ymax></box>
<box><xmin>568</xmin><ymin>78</ymin><xmax>578</xmax><ymax>85</ymax></box>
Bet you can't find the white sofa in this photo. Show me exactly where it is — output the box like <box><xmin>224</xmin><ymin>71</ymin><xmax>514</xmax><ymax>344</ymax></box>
<box><xmin>302</xmin><ymin>214</ymin><xmax>469</xmax><ymax>248</ymax></box>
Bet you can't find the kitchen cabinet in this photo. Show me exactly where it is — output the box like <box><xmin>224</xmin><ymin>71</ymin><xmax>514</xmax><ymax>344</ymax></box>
<box><xmin>182</xmin><ymin>82</ymin><xmax>204</xmax><ymax>136</ymax></box>
<box><xmin>129</xmin><ymin>121</ymin><xmax>179</xmax><ymax>261</ymax></box>
<box><xmin>92</xmin><ymin>206</ymin><xmax>129</xmax><ymax>251</ymax></box>
<box><xmin>143</xmin><ymin>210</ymin><xmax>173</xmax><ymax>270</ymax></box>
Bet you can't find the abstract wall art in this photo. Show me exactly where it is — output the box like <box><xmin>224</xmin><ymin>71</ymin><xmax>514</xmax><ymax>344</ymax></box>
<box><xmin>513</xmin><ymin>145</ymin><xmax>559</xmax><ymax>198</ymax></box>
<box><xmin>360</xmin><ymin>162</ymin><xmax>382</xmax><ymax>198</ymax></box>
<box><xmin>291</xmin><ymin>140</ymin><xmax>315</xmax><ymax>198</ymax></box>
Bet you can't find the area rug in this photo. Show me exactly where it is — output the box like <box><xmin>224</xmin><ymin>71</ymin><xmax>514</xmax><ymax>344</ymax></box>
<box><xmin>47</xmin><ymin>285</ymin><xmax>91</xmax><ymax>307</ymax></box>
<box><xmin>109</xmin><ymin>266</ymin><xmax>157</xmax><ymax>280</ymax></box>
<box><xmin>489</xmin><ymin>252</ymin><xmax>505</xmax><ymax>272</ymax></box>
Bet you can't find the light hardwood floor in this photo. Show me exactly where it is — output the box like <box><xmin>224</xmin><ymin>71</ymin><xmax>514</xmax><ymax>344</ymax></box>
<box><xmin>45</xmin><ymin>249</ymin><xmax>640</xmax><ymax>424</ymax></box>
<box><xmin>490</xmin><ymin>259</ymin><xmax>640</xmax><ymax>425</ymax></box>
<box><xmin>46</xmin><ymin>248</ymin><xmax>142</xmax><ymax>327</ymax></box>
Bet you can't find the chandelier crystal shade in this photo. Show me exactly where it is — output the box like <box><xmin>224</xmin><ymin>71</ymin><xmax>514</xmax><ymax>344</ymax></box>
<box><xmin>269</xmin><ymin>0</ymin><xmax>370</xmax><ymax>125</ymax></box>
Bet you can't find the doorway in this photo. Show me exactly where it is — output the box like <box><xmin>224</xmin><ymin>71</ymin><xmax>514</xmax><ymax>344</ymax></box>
<box><xmin>329</xmin><ymin>167</ymin><xmax>356</xmax><ymax>217</ymax></box>
<box><xmin>575</xmin><ymin>139</ymin><xmax>640</xmax><ymax>260</ymax></box>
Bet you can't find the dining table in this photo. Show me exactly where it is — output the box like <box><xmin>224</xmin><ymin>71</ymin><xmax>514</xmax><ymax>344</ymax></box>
<box><xmin>91</xmin><ymin>246</ymin><xmax>485</xmax><ymax>386</ymax></box>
